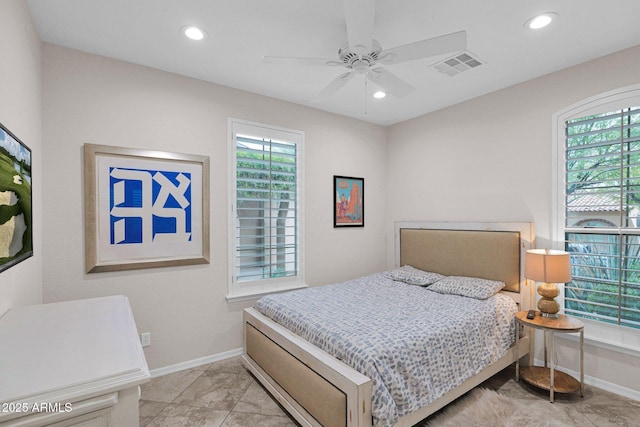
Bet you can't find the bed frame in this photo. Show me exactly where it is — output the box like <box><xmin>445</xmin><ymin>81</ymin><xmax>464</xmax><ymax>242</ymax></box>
<box><xmin>242</xmin><ymin>221</ymin><xmax>535</xmax><ymax>427</ymax></box>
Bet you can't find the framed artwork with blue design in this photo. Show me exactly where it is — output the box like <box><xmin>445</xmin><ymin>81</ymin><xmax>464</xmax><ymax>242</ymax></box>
<box><xmin>84</xmin><ymin>144</ymin><xmax>210</xmax><ymax>273</ymax></box>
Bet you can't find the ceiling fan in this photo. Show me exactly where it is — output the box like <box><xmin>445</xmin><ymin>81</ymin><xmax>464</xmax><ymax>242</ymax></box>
<box><xmin>264</xmin><ymin>0</ymin><xmax>467</xmax><ymax>100</ymax></box>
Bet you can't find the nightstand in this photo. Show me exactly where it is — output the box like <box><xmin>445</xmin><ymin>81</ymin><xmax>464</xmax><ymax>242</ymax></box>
<box><xmin>515</xmin><ymin>311</ymin><xmax>584</xmax><ymax>403</ymax></box>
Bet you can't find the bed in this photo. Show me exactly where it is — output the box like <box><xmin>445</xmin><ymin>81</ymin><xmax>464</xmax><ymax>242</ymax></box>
<box><xmin>241</xmin><ymin>221</ymin><xmax>535</xmax><ymax>427</ymax></box>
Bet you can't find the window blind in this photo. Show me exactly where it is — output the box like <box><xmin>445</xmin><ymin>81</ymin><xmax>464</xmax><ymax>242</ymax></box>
<box><xmin>235</xmin><ymin>134</ymin><xmax>298</xmax><ymax>282</ymax></box>
<box><xmin>564</xmin><ymin>107</ymin><xmax>640</xmax><ymax>328</ymax></box>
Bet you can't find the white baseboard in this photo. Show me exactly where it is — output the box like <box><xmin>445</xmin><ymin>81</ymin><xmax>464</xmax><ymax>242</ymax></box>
<box><xmin>533</xmin><ymin>357</ymin><xmax>640</xmax><ymax>402</ymax></box>
<box><xmin>150</xmin><ymin>347</ymin><xmax>243</xmax><ymax>378</ymax></box>
<box><xmin>149</xmin><ymin>350</ymin><xmax>639</xmax><ymax>403</ymax></box>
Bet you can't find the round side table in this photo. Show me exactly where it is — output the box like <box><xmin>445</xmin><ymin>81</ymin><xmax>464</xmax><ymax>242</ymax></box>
<box><xmin>515</xmin><ymin>311</ymin><xmax>584</xmax><ymax>403</ymax></box>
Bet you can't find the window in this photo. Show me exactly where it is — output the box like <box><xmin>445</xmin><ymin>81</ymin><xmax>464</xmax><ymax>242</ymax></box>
<box><xmin>227</xmin><ymin>119</ymin><xmax>305</xmax><ymax>301</ymax></box>
<box><xmin>555</xmin><ymin>92</ymin><xmax>640</xmax><ymax>331</ymax></box>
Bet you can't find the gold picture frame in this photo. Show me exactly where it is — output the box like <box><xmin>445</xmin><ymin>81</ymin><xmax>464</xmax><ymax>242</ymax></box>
<box><xmin>84</xmin><ymin>143</ymin><xmax>210</xmax><ymax>273</ymax></box>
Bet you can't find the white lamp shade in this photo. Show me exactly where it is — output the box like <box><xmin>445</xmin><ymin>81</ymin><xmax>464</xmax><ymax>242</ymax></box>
<box><xmin>525</xmin><ymin>249</ymin><xmax>572</xmax><ymax>283</ymax></box>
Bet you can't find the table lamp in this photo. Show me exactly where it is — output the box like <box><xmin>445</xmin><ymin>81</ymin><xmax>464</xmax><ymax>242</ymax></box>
<box><xmin>525</xmin><ymin>249</ymin><xmax>572</xmax><ymax>318</ymax></box>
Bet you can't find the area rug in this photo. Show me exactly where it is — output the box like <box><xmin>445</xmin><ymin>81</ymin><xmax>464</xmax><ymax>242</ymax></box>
<box><xmin>424</xmin><ymin>388</ymin><xmax>571</xmax><ymax>427</ymax></box>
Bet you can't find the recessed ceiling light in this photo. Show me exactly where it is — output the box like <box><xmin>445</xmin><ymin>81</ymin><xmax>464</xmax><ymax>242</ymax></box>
<box><xmin>181</xmin><ymin>25</ymin><xmax>207</xmax><ymax>41</ymax></box>
<box><xmin>373</xmin><ymin>91</ymin><xmax>386</xmax><ymax>99</ymax></box>
<box><xmin>525</xmin><ymin>12</ymin><xmax>557</xmax><ymax>30</ymax></box>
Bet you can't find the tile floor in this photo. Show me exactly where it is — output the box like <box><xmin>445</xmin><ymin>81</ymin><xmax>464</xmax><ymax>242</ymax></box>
<box><xmin>139</xmin><ymin>357</ymin><xmax>640</xmax><ymax>426</ymax></box>
<box><xmin>139</xmin><ymin>357</ymin><xmax>296</xmax><ymax>427</ymax></box>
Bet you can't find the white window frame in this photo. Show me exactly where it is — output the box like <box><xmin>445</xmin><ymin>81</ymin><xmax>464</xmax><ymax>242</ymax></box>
<box><xmin>552</xmin><ymin>84</ymin><xmax>640</xmax><ymax>355</ymax></box>
<box><xmin>227</xmin><ymin>118</ymin><xmax>306</xmax><ymax>302</ymax></box>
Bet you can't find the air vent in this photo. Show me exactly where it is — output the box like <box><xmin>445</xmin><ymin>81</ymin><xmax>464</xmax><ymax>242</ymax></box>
<box><xmin>431</xmin><ymin>51</ymin><xmax>484</xmax><ymax>76</ymax></box>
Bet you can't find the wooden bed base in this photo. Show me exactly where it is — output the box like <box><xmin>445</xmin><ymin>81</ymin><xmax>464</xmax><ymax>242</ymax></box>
<box><xmin>242</xmin><ymin>222</ymin><xmax>535</xmax><ymax>427</ymax></box>
<box><xmin>243</xmin><ymin>307</ymin><xmax>530</xmax><ymax>427</ymax></box>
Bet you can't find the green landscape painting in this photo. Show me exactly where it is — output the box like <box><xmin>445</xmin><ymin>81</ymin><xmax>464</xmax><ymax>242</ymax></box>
<box><xmin>0</xmin><ymin>123</ymin><xmax>32</xmax><ymax>272</ymax></box>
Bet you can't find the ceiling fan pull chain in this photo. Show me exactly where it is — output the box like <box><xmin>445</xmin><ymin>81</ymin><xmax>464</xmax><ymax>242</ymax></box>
<box><xmin>364</xmin><ymin>76</ymin><xmax>368</xmax><ymax>115</ymax></box>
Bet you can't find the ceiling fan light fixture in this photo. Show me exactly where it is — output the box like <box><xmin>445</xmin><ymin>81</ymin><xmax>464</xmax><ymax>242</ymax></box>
<box><xmin>525</xmin><ymin>12</ymin><xmax>557</xmax><ymax>30</ymax></box>
<box><xmin>373</xmin><ymin>91</ymin><xmax>386</xmax><ymax>99</ymax></box>
<box><xmin>181</xmin><ymin>25</ymin><xmax>207</xmax><ymax>41</ymax></box>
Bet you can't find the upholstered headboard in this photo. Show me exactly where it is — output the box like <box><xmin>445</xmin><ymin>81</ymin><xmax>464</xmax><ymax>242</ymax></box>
<box><xmin>396</xmin><ymin>222</ymin><xmax>535</xmax><ymax>304</ymax></box>
<box><xmin>400</xmin><ymin>228</ymin><xmax>521</xmax><ymax>292</ymax></box>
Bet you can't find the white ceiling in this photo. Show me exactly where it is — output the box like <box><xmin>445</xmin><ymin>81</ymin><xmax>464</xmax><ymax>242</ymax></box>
<box><xmin>26</xmin><ymin>0</ymin><xmax>640</xmax><ymax>126</ymax></box>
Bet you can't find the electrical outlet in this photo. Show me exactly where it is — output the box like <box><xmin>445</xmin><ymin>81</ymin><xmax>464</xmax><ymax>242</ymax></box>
<box><xmin>141</xmin><ymin>332</ymin><xmax>151</xmax><ymax>347</ymax></box>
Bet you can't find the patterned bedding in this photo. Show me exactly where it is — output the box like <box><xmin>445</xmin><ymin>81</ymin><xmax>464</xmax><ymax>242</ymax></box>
<box><xmin>254</xmin><ymin>271</ymin><xmax>518</xmax><ymax>427</ymax></box>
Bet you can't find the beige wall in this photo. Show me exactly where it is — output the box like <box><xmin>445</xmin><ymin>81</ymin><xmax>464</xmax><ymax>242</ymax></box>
<box><xmin>0</xmin><ymin>0</ymin><xmax>43</xmax><ymax>316</ymax></box>
<box><xmin>386</xmin><ymin>45</ymin><xmax>640</xmax><ymax>395</ymax></box>
<box><xmin>41</xmin><ymin>44</ymin><xmax>388</xmax><ymax>369</ymax></box>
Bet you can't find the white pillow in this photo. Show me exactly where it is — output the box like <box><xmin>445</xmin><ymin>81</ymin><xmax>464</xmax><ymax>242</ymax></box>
<box><xmin>383</xmin><ymin>265</ymin><xmax>444</xmax><ymax>286</ymax></box>
<box><xmin>427</xmin><ymin>276</ymin><xmax>505</xmax><ymax>299</ymax></box>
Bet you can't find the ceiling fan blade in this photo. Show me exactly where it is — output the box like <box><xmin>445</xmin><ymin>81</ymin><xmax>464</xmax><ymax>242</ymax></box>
<box><xmin>344</xmin><ymin>0</ymin><xmax>375</xmax><ymax>54</ymax></box>
<box><xmin>379</xmin><ymin>30</ymin><xmax>467</xmax><ymax>65</ymax></box>
<box><xmin>316</xmin><ymin>71</ymin><xmax>355</xmax><ymax>101</ymax></box>
<box><xmin>367</xmin><ymin>67</ymin><xmax>414</xmax><ymax>98</ymax></box>
<box><xmin>264</xmin><ymin>56</ymin><xmax>342</xmax><ymax>66</ymax></box>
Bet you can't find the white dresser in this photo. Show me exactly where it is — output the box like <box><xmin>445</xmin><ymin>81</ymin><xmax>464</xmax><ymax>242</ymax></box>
<box><xmin>0</xmin><ymin>295</ymin><xmax>150</xmax><ymax>426</ymax></box>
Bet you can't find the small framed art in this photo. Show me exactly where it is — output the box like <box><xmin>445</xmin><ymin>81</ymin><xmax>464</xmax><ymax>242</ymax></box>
<box><xmin>0</xmin><ymin>122</ymin><xmax>32</xmax><ymax>272</ymax></box>
<box><xmin>84</xmin><ymin>143</ymin><xmax>210</xmax><ymax>273</ymax></box>
<box><xmin>333</xmin><ymin>175</ymin><xmax>364</xmax><ymax>227</ymax></box>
